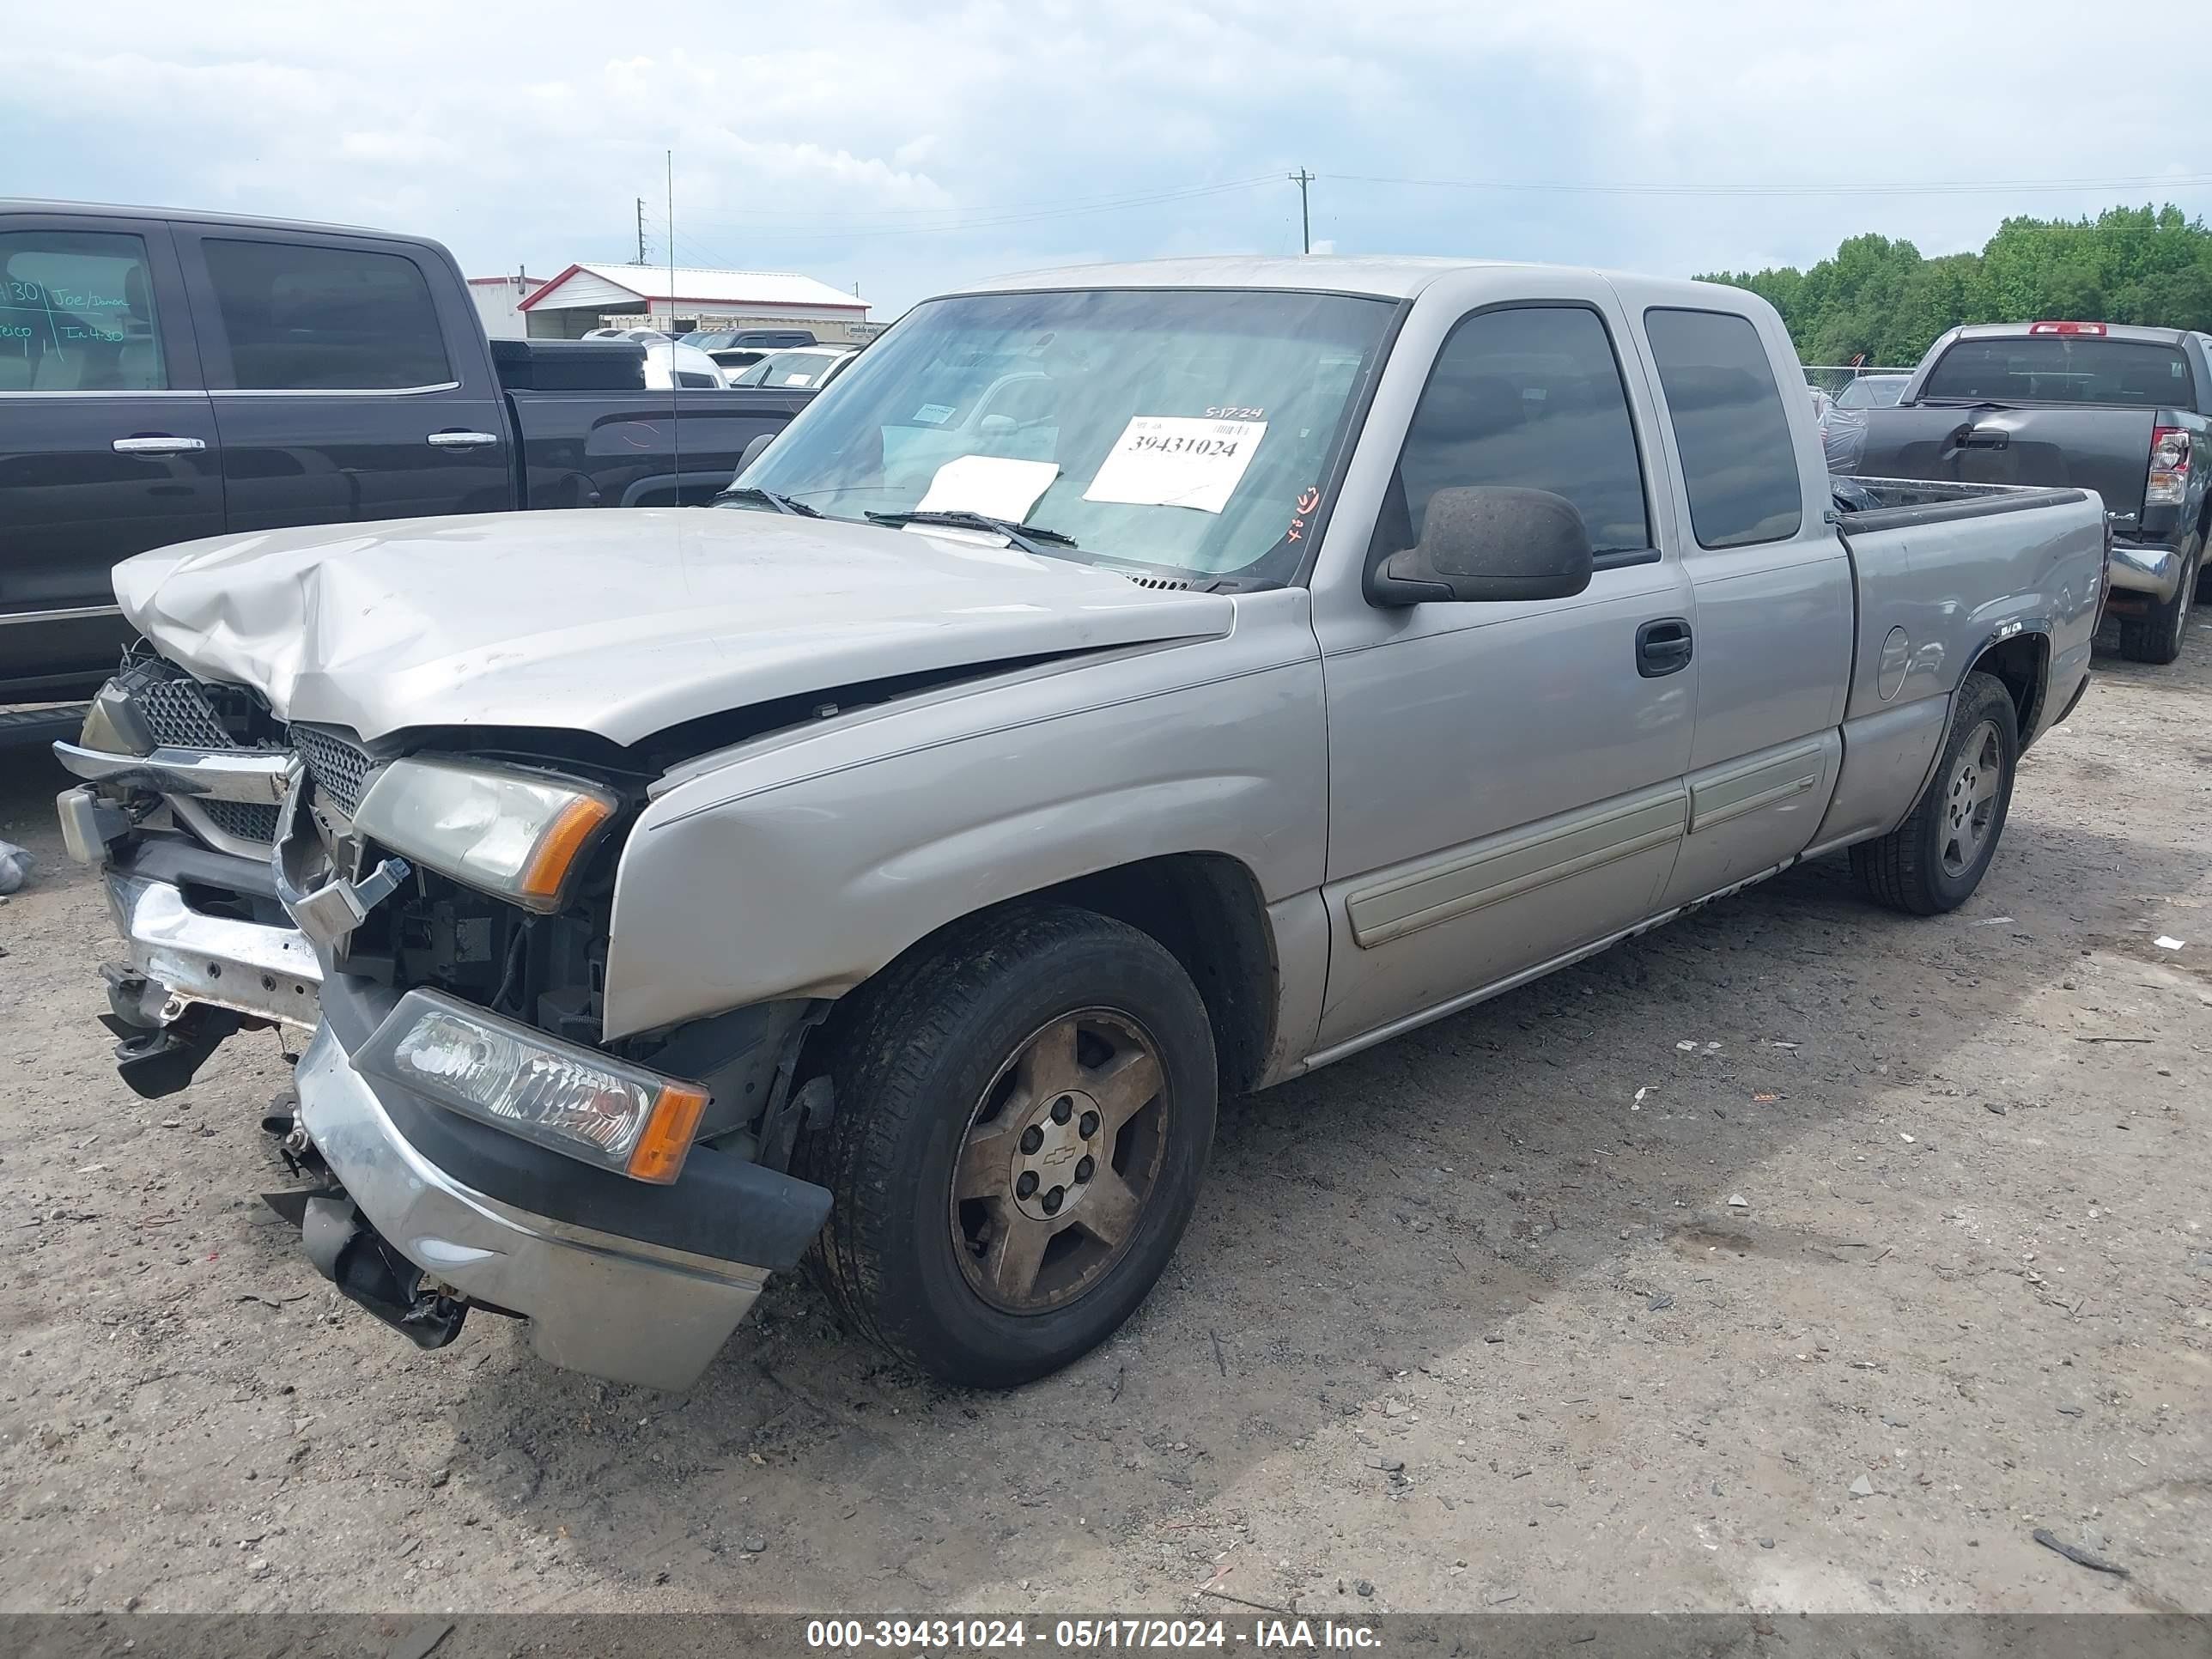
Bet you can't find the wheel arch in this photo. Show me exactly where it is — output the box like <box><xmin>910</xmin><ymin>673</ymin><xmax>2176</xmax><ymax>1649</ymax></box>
<box><xmin>1965</xmin><ymin>629</ymin><xmax>2049</xmax><ymax>747</ymax></box>
<box><xmin>805</xmin><ymin>852</ymin><xmax>1279</xmax><ymax>1101</ymax></box>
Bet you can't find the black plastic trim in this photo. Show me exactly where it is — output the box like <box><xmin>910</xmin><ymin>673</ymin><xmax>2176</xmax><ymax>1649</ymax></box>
<box><xmin>2052</xmin><ymin>672</ymin><xmax>2092</xmax><ymax>730</ymax></box>
<box><xmin>115</xmin><ymin>832</ymin><xmax>282</xmax><ymax>904</ymax></box>
<box><xmin>1593</xmin><ymin>547</ymin><xmax>1662</xmax><ymax>571</ymax></box>
<box><xmin>318</xmin><ymin>974</ymin><xmax>832</xmax><ymax>1271</ymax></box>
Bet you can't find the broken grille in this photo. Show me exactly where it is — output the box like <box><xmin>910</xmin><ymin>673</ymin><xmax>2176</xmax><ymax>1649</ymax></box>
<box><xmin>137</xmin><ymin>675</ymin><xmax>235</xmax><ymax>751</ymax></box>
<box><xmin>194</xmin><ymin>799</ymin><xmax>283</xmax><ymax>846</ymax></box>
<box><xmin>290</xmin><ymin>725</ymin><xmax>374</xmax><ymax>817</ymax></box>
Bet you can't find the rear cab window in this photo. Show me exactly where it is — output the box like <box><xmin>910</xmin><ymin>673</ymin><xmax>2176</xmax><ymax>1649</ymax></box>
<box><xmin>199</xmin><ymin>239</ymin><xmax>453</xmax><ymax>391</ymax></box>
<box><xmin>1377</xmin><ymin>303</ymin><xmax>1653</xmax><ymax>567</ymax></box>
<box><xmin>1920</xmin><ymin>336</ymin><xmax>2194</xmax><ymax>407</ymax></box>
<box><xmin>1644</xmin><ymin>307</ymin><xmax>1802</xmax><ymax>549</ymax></box>
<box><xmin>0</xmin><ymin>229</ymin><xmax>170</xmax><ymax>393</ymax></box>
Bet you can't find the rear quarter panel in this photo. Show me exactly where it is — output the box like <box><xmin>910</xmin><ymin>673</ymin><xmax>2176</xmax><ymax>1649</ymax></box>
<box><xmin>1813</xmin><ymin>494</ymin><xmax>2103</xmax><ymax>849</ymax></box>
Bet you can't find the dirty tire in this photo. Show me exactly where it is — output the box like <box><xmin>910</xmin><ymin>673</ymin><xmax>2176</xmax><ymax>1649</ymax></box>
<box><xmin>2118</xmin><ymin>535</ymin><xmax>2197</xmax><ymax>664</ymax></box>
<box><xmin>1850</xmin><ymin>669</ymin><xmax>2019</xmax><ymax>916</ymax></box>
<box><xmin>796</xmin><ymin>902</ymin><xmax>1217</xmax><ymax>1388</ymax></box>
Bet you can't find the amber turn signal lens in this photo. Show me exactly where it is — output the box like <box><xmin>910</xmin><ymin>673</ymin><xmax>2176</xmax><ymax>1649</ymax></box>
<box><xmin>625</xmin><ymin>1085</ymin><xmax>711</xmax><ymax>1184</ymax></box>
<box><xmin>519</xmin><ymin>795</ymin><xmax>616</xmax><ymax>902</ymax></box>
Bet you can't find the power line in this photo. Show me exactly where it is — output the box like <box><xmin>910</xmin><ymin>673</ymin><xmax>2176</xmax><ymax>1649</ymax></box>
<box><xmin>674</xmin><ymin>177</ymin><xmax>1277</xmax><ymax>240</ymax></box>
<box><xmin>1288</xmin><ymin>168</ymin><xmax>1315</xmax><ymax>254</ymax></box>
<box><xmin>1323</xmin><ymin>170</ymin><xmax>2212</xmax><ymax>199</ymax></box>
<box><xmin>678</xmin><ymin>173</ymin><xmax>1279</xmax><ymax>228</ymax></box>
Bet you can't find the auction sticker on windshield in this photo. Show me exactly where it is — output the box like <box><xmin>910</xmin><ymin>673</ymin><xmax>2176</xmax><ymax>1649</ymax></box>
<box><xmin>916</xmin><ymin>455</ymin><xmax>1061</xmax><ymax>521</ymax></box>
<box><xmin>1084</xmin><ymin>416</ymin><xmax>1267</xmax><ymax>514</ymax></box>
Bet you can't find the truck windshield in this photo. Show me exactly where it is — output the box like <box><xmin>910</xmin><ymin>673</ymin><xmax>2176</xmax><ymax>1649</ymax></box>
<box><xmin>1921</xmin><ymin>337</ymin><xmax>2193</xmax><ymax>407</ymax></box>
<box><xmin>732</xmin><ymin>287</ymin><xmax>1397</xmax><ymax>582</ymax></box>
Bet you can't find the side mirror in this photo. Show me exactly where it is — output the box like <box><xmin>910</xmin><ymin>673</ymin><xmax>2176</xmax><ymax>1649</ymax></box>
<box><xmin>1367</xmin><ymin>486</ymin><xmax>1595</xmax><ymax>607</ymax></box>
<box><xmin>736</xmin><ymin>432</ymin><xmax>777</xmax><ymax>477</ymax></box>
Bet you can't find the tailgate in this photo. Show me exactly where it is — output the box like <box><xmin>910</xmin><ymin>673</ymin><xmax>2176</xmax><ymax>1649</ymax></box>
<box><xmin>1857</xmin><ymin>406</ymin><xmax>2152</xmax><ymax>524</ymax></box>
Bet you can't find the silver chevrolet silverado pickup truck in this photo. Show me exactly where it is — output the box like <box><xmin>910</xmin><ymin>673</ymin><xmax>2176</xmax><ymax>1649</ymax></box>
<box><xmin>54</xmin><ymin>257</ymin><xmax>2106</xmax><ymax>1390</ymax></box>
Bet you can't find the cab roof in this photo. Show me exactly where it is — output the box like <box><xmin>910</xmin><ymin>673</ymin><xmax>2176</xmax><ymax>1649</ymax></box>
<box><xmin>951</xmin><ymin>254</ymin><xmax>1741</xmax><ymax>307</ymax></box>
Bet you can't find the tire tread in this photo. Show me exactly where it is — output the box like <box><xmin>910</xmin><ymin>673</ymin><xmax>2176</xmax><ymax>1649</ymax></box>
<box><xmin>1850</xmin><ymin>670</ymin><xmax>2017</xmax><ymax>916</ymax></box>
<box><xmin>796</xmin><ymin>903</ymin><xmax>1209</xmax><ymax>1380</ymax></box>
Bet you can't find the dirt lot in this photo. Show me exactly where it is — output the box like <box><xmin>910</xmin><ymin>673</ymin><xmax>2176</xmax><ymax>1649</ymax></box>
<box><xmin>2</xmin><ymin>625</ymin><xmax>2209</xmax><ymax>1620</ymax></box>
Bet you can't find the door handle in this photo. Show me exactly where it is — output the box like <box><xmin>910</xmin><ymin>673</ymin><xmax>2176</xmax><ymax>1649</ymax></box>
<box><xmin>1947</xmin><ymin>422</ymin><xmax>2009</xmax><ymax>452</ymax></box>
<box><xmin>112</xmin><ymin>435</ymin><xmax>206</xmax><ymax>454</ymax></box>
<box><xmin>426</xmin><ymin>430</ymin><xmax>501</xmax><ymax>448</ymax></box>
<box><xmin>1636</xmin><ymin>617</ymin><xmax>1692</xmax><ymax>678</ymax></box>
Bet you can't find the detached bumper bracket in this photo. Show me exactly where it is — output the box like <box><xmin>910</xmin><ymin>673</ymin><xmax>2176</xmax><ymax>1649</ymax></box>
<box><xmin>104</xmin><ymin>1004</ymin><xmax>244</xmax><ymax>1100</ymax></box>
<box><xmin>298</xmin><ymin>1194</ymin><xmax>468</xmax><ymax>1351</ymax></box>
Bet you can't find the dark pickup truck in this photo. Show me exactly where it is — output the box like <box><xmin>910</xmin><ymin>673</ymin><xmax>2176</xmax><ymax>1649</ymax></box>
<box><xmin>1854</xmin><ymin>320</ymin><xmax>2212</xmax><ymax>664</ymax></box>
<box><xmin>1</xmin><ymin>201</ymin><xmax>814</xmax><ymax>701</ymax></box>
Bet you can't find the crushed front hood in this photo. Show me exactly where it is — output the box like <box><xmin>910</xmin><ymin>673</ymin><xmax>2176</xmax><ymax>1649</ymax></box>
<box><xmin>113</xmin><ymin>509</ymin><xmax>1233</xmax><ymax>744</ymax></box>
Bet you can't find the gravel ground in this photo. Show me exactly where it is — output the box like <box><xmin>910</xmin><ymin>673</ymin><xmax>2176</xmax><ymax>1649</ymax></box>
<box><xmin>2</xmin><ymin>623</ymin><xmax>2209</xmax><ymax>1619</ymax></box>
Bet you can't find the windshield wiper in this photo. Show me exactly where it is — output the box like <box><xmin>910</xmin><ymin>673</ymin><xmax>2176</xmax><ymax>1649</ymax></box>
<box><xmin>714</xmin><ymin>484</ymin><xmax>823</xmax><ymax>518</ymax></box>
<box><xmin>866</xmin><ymin>509</ymin><xmax>1079</xmax><ymax>558</ymax></box>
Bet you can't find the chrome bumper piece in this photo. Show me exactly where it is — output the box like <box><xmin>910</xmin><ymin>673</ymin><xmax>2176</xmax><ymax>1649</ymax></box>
<box><xmin>54</xmin><ymin>738</ymin><xmax>295</xmax><ymax>802</ymax></box>
<box><xmin>102</xmin><ymin>866</ymin><xmax>324</xmax><ymax>1028</ymax></box>
<box><xmin>294</xmin><ymin>1024</ymin><xmax>767</xmax><ymax>1390</ymax></box>
<box><xmin>2106</xmin><ymin>541</ymin><xmax>2185</xmax><ymax>604</ymax></box>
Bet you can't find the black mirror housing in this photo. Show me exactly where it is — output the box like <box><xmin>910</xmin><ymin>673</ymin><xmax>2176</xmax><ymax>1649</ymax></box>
<box><xmin>736</xmin><ymin>431</ymin><xmax>777</xmax><ymax>477</ymax></box>
<box><xmin>1368</xmin><ymin>485</ymin><xmax>1596</xmax><ymax>606</ymax></box>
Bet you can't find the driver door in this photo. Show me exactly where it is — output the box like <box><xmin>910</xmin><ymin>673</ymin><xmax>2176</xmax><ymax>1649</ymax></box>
<box><xmin>1312</xmin><ymin>286</ymin><xmax>1696</xmax><ymax>1053</ymax></box>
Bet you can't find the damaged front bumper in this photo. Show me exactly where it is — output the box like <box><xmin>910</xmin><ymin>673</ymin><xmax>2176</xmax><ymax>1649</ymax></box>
<box><xmin>295</xmin><ymin>981</ymin><xmax>830</xmax><ymax>1389</ymax></box>
<box><xmin>104</xmin><ymin>865</ymin><xmax>324</xmax><ymax>1029</ymax></box>
<box><xmin>290</xmin><ymin>1018</ymin><xmax>778</xmax><ymax>1389</ymax></box>
<box><xmin>59</xmin><ymin>775</ymin><xmax>832</xmax><ymax>1392</ymax></box>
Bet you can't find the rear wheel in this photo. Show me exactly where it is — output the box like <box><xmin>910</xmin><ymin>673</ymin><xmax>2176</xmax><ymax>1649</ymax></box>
<box><xmin>1850</xmin><ymin>670</ymin><xmax>2019</xmax><ymax>916</ymax></box>
<box><xmin>2118</xmin><ymin>534</ymin><xmax>2197</xmax><ymax>664</ymax></box>
<box><xmin>797</xmin><ymin>903</ymin><xmax>1217</xmax><ymax>1388</ymax></box>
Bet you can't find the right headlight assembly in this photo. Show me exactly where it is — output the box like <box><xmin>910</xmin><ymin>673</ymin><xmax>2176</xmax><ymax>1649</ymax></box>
<box><xmin>351</xmin><ymin>757</ymin><xmax>617</xmax><ymax>914</ymax></box>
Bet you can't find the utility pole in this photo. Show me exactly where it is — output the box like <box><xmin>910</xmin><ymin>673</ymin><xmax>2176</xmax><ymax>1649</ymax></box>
<box><xmin>1287</xmin><ymin>168</ymin><xmax>1315</xmax><ymax>255</ymax></box>
<box><xmin>635</xmin><ymin>198</ymin><xmax>647</xmax><ymax>264</ymax></box>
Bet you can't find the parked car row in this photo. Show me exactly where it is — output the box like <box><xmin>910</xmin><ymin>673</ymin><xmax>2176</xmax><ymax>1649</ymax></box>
<box><xmin>52</xmin><ymin>250</ymin><xmax>2103</xmax><ymax>1395</ymax></box>
<box><xmin>581</xmin><ymin>327</ymin><xmax>857</xmax><ymax>389</ymax></box>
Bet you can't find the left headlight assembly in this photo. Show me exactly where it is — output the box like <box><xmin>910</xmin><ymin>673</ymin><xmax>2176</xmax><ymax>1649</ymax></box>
<box><xmin>352</xmin><ymin>757</ymin><xmax>617</xmax><ymax>914</ymax></box>
<box><xmin>358</xmin><ymin>990</ymin><xmax>708</xmax><ymax>1183</ymax></box>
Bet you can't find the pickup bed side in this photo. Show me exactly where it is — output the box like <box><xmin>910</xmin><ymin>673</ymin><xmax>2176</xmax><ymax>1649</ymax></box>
<box><xmin>1815</xmin><ymin>481</ymin><xmax>2099</xmax><ymax>851</ymax></box>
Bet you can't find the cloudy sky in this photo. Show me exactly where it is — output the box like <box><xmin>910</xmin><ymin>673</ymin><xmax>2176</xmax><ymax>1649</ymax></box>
<box><xmin>9</xmin><ymin>0</ymin><xmax>2209</xmax><ymax>315</ymax></box>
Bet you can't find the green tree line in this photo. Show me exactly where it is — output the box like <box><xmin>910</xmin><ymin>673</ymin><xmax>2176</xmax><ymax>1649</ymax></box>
<box><xmin>1698</xmin><ymin>204</ymin><xmax>2212</xmax><ymax>367</ymax></box>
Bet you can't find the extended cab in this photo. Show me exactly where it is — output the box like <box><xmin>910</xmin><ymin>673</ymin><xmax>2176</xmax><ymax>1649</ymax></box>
<box><xmin>54</xmin><ymin>258</ymin><xmax>2104</xmax><ymax>1391</ymax></box>
<box><xmin>1856</xmin><ymin>320</ymin><xmax>2212</xmax><ymax>664</ymax></box>
<box><xmin>0</xmin><ymin>200</ymin><xmax>813</xmax><ymax>701</ymax></box>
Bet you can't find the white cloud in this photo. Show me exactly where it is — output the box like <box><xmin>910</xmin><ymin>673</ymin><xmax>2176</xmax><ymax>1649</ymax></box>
<box><xmin>3</xmin><ymin>0</ymin><xmax>2205</xmax><ymax>313</ymax></box>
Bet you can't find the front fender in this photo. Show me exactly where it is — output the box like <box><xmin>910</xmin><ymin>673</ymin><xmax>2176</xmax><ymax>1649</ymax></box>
<box><xmin>601</xmin><ymin>596</ymin><xmax>1326</xmax><ymax>1040</ymax></box>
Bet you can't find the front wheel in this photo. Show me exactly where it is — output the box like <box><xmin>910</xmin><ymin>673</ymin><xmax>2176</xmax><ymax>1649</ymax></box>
<box><xmin>1850</xmin><ymin>670</ymin><xmax>2020</xmax><ymax>916</ymax></box>
<box><xmin>796</xmin><ymin>903</ymin><xmax>1217</xmax><ymax>1388</ymax></box>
